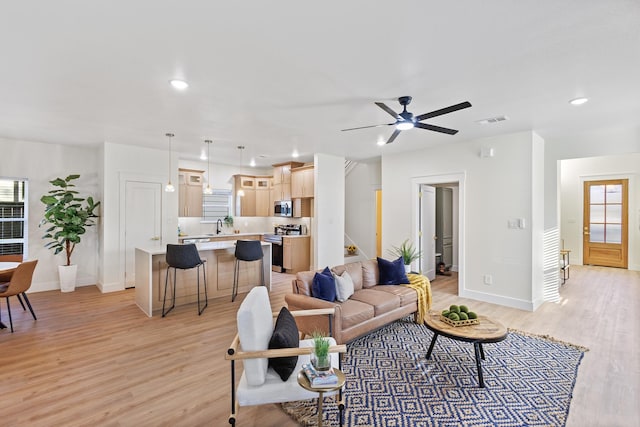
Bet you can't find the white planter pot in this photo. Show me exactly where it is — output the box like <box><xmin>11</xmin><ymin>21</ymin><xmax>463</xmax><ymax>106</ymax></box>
<box><xmin>405</xmin><ymin>264</ymin><xmax>412</xmax><ymax>273</ymax></box>
<box><xmin>59</xmin><ymin>264</ymin><xmax>78</xmax><ymax>292</ymax></box>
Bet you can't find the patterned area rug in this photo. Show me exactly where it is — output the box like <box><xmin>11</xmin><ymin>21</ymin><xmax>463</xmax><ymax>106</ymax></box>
<box><xmin>281</xmin><ymin>318</ymin><xmax>587</xmax><ymax>426</ymax></box>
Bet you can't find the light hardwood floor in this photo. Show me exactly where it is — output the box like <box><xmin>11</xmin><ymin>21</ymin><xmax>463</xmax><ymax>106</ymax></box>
<box><xmin>1</xmin><ymin>266</ymin><xmax>638</xmax><ymax>426</ymax></box>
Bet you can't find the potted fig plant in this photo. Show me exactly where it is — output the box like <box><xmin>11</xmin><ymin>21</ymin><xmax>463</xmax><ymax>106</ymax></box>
<box><xmin>389</xmin><ymin>238</ymin><xmax>422</xmax><ymax>273</ymax></box>
<box><xmin>40</xmin><ymin>174</ymin><xmax>100</xmax><ymax>292</ymax></box>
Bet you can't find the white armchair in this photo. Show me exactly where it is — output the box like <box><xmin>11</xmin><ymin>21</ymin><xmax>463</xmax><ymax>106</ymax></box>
<box><xmin>226</xmin><ymin>287</ymin><xmax>347</xmax><ymax>425</ymax></box>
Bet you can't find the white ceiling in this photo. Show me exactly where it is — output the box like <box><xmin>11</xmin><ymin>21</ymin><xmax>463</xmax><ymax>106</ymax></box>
<box><xmin>1</xmin><ymin>1</ymin><xmax>639</xmax><ymax>167</ymax></box>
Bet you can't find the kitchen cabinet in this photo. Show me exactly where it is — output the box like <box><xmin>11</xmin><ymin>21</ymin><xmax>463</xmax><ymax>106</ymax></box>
<box><xmin>178</xmin><ymin>169</ymin><xmax>204</xmax><ymax>217</ymax></box>
<box><xmin>283</xmin><ymin>236</ymin><xmax>310</xmax><ymax>273</ymax></box>
<box><xmin>234</xmin><ymin>175</ymin><xmax>273</xmax><ymax>217</ymax></box>
<box><xmin>291</xmin><ymin>165</ymin><xmax>314</xmax><ymax>198</ymax></box>
<box><xmin>272</xmin><ymin>162</ymin><xmax>303</xmax><ymax>201</ymax></box>
<box><xmin>293</xmin><ymin>198</ymin><xmax>312</xmax><ymax>218</ymax></box>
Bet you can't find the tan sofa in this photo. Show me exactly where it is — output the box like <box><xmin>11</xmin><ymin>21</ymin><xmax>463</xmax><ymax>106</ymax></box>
<box><xmin>284</xmin><ymin>259</ymin><xmax>420</xmax><ymax>344</ymax></box>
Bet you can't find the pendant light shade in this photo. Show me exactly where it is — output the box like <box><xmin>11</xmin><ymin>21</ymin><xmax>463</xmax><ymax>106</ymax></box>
<box><xmin>237</xmin><ymin>145</ymin><xmax>245</xmax><ymax>197</ymax></box>
<box><xmin>204</xmin><ymin>139</ymin><xmax>213</xmax><ymax>195</ymax></box>
<box><xmin>165</xmin><ymin>133</ymin><xmax>175</xmax><ymax>192</ymax></box>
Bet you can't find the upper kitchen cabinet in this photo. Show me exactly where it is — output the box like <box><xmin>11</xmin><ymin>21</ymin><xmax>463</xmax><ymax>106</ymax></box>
<box><xmin>272</xmin><ymin>161</ymin><xmax>303</xmax><ymax>201</ymax></box>
<box><xmin>234</xmin><ymin>175</ymin><xmax>272</xmax><ymax>217</ymax></box>
<box><xmin>179</xmin><ymin>169</ymin><xmax>204</xmax><ymax>217</ymax></box>
<box><xmin>291</xmin><ymin>165</ymin><xmax>314</xmax><ymax>198</ymax></box>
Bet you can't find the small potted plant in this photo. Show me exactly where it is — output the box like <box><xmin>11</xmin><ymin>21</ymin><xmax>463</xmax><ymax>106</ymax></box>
<box><xmin>388</xmin><ymin>238</ymin><xmax>422</xmax><ymax>272</ymax></box>
<box><xmin>40</xmin><ymin>174</ymin><xmax>100</xmax><ymax>292</ymax></box>
<box><xmin>311</xmin><ymin>331</ymin><xmax>331</xmax><ymax>371</ymax></box>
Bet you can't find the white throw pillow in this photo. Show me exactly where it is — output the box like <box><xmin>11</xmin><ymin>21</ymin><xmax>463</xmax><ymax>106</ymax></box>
<box><xmin>237</xmin><ymin>287</ymin><xmax>274</xmax><ymax>386</ymax></box>
<box><xmin>333</xmin><ymin>270</ymin><xmax>355</xmax><ymax>302</ymax></box>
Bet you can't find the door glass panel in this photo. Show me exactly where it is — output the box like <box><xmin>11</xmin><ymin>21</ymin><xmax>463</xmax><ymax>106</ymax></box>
<box><xmin>606</xmin><ymin>184</ymin><xmax>622</xmax><ymax>203</ymax></box>
<box><xmin>590</xmin><ymin>205</ymin><xmax>605</xmax><ymax>223</ymax></box>
<box><xmin>590</xmin><ymin>224</ymin><xmax>605</xmax><ymax>243</ymax></box>
<box><xmin>590</xmin><ymin>185</ymin><xmax>605</xmax><ymax>203</ymax></box>
<box><xmin>606</xmin><ymin>224</ymin><xmax>622</xmax><ymax>243</ymax></box>
<box><xmin>606</xmin><ymin>205</ymin><xmax>622</xmax><ymax>223</ymax></box>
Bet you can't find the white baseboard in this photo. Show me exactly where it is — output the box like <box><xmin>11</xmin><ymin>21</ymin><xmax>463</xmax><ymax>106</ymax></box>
<box><xmin>460</xmin><ymin>288</ymin><xmax>535</xmax><ymax>311</ymax></box>
<box><xmin>97</xmin><ymin>281</ymin><xmax>125</xmax><ymax>293</ymax></box>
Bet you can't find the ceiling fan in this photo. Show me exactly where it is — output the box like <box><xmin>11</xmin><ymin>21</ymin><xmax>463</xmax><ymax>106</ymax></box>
<box><xmin>341</xmin><ymin>96</ymin><xmax>472</xmax><ymax>144</ymax></box>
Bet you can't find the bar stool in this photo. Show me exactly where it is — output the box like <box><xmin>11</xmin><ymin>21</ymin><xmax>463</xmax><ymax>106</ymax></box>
<box><xmin>232</xmin><ymin>240</ymin><xmax>264</xmax><ymax>302</ymax></box>
<box><xmin>162</xmin><ymin>244</ymin><xmax>208</xmax><ymax>316</ymax></box>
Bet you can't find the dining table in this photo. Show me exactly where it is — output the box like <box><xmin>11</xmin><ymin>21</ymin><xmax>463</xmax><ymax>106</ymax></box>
<box><xmin>0</xmin><ymin>262</ymin><xmax>19</xmax><ymax>329</ymax></box>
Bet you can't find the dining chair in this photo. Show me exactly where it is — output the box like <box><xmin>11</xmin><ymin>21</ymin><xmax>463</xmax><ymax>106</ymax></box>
<box><xmin>0</xmin><ymin>260</ymin><xmax>38</xmax><ymax>333</ymax></box>
<box><xmin>0</xmin><ymin>254</ymin><xmax>23</xmax><ymax>282</ymax></box>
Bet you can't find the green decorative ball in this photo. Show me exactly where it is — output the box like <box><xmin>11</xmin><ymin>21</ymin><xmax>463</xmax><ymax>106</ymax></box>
<box><xmin>442</xmin><ymin>310</ymin><xmax>450</xmax><ymax>317</ymax></box>
<box><xmin>467</xmin><ymin>312</ymin><xmax>478</xmax><ymax>319</ymax></box>
<box><xmin>459</xmin><ymin>305</ymin><xmax>469</xmax><ymax>313</ymax></box>
<box><xmin>449</xmin><ymin>305</ymin><xmax>460</xmax><ymax>314</ymax></box>
<box><xmin>458</xmin><ymin>312</ymin><xmax>469</xmax><ymax>320</ymax></box>
<box><xmin>448</xmin><ymin>312</ymin><xmax>460</xmax><ymax>321</ymax></box>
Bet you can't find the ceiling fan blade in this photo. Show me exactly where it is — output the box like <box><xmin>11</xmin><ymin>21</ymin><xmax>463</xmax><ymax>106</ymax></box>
<box><xmin>341</xmin><ymin>123</ymin><xmax>394</xmax><ymax>131</ymax></box>
<box><xmin>415</xmin><ymin>122</ymin><xmax>458</xmax><ymax>135</ymax></box>
<box><xmin>415</xmin><ymin>101</ymin><xmax>472</xmax><ymax>121</ymax></box>
<box><xmin>386</xmin><ymin>129</ymin><xmax>401</xmax><ymax>144</ymax></box>
<box><xmin>375</xmin><ymin>102</ymin><xmax>400</xmax><ymax>119</ymax></box>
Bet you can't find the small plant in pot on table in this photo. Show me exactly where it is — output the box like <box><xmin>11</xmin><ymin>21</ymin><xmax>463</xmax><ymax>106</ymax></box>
<box><xmin>311</xmin><ymin>331</ymin><xmax>332</xmax><ymax>371</ymax></box>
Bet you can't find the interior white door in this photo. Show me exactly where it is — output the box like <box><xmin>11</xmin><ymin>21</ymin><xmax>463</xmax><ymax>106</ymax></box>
<box><xmin>420</xmin><ymin>185</ymin><xmax>436</xmax><ymax>280</ymax></box>
<box><xmin>125</xmin><ymin>181</ymin><xmax>162</xmax><ymax>288</ymax></box>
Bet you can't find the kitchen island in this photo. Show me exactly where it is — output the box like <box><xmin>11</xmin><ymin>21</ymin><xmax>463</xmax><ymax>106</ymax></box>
<box><xmin>135</xmin><ymin>240</ymin><xmax>271</xmax><ymax>317</ymax></box>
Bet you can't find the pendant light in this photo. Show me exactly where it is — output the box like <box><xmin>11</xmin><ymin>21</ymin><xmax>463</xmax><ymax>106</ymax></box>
<box><xmin>165</xmin><ymin>133</ymin><xmax>175</xmax><ymax>192</ymax></box>
<box><xmin>203</xmin><ymin>139</ymin><xmax>213</xmax><ymax>195</ymax></box>
<box><xmin>237</xmin><ymin>145</ymin><xmax>245</xmax><ymax>197</ymax></box>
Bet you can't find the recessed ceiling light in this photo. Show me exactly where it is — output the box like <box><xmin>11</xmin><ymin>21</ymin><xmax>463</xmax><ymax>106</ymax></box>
<box><xmin>169</xmin><ymin>79</ymin><xmax>189</xmax><ymax>90</ymax></box>
<box><xmin>569</xmin><ymin>97</ymin><xmax>588</xmax><ymax>106</ymax></box>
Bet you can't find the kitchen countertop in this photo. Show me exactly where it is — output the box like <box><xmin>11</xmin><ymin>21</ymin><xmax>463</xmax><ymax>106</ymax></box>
<box><xmin>179</xmin><ymin>232</ymin><xmax>266</xmax><ymax>240</ymax></box>
<box><xmin>137</xmin><ymin>240</ymin><xmax>272</xmax><ymax>256</ymax></box>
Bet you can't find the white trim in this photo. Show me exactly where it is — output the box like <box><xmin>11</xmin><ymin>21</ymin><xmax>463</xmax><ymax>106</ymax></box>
<box><xmin>461</xmin><ymin>288</ymin><xmax>537</xmax><ymax>311</ymax></box>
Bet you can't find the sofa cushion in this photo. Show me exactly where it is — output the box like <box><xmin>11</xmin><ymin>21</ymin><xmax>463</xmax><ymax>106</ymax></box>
<box><xmin>237</xmin><ymin>287</ymin><xmax>274</xmax><ymax>386</ymax></box>
<box><xmin>268</xmin><ymin>307</ymin><xmax>300</xmax><ymax>381</ymax></box>
<box><xmin>377</xmin><ymin>256</ymin><xmax>410</xmax><ymax>285</ymax></box>
<box><xmin>350</xmin><ymin>289</ymin><xmax>401</xmax><ymax>316</ymax></box>
<box><xmin>312</xmin><ymin>267</ymin><xmax>336</xmax><ymax>301</ymax></box>
<box><xmin>361</xmin><ymin>259</ymin><xmax>379</xmax><ymax>288</ymax></box>
<box><xmin>339</xmin><ymin>298</ymin><xmax>375</xmax><ymax>329</ymax></box>
<box><xmin>332</xmin><ymin>262</ymin><xmax>363</xmax><ymax>291</ymax></box>
<box><xmin>371</xmin><ymin>284</ymin><xmax>418</xmax><ymax>306</ymax></box>
<box><xmin>333</xmin><ymin>270</ymin><xmax>355</xmax><ymax>302</ymax></box>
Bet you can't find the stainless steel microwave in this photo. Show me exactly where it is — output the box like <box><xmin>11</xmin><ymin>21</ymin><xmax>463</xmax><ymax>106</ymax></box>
<box><xmin>274</xmin><ymin>201</ymin><xmax>292</xmax><ymax>217</ymax></box>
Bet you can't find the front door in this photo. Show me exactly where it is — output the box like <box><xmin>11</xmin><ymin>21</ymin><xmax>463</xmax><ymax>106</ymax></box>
<box><xmin>125</xmin><ymin>181</ymin><xmax>162</xmax><ymax>287</ymax></box>
<box><xmin>583</xmin><ymin>179</ymin><xmax>628</xmax><ymax>268</ymax></box>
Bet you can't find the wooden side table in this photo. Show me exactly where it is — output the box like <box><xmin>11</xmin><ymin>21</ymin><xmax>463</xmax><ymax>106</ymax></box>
<box><xmin>297</xmin><ymin>368</ymin><xmax>346</xmax><ymax>427</ymax></box>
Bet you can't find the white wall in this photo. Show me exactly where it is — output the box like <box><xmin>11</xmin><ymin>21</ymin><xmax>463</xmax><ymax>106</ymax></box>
<box><xmin>314</xmin><ymin>153</ymin><xmax>345</xmax><ymax>269</ymax></box>
<box><xmin>344</xmin><ymin>158</ymin><xmax>380</xmax><ymax>260</ymax></box>
<box><xmin>0</xmin><ymin>137</ymin><xmax>100</xmax><ymax>292</ymax></box>
<box><xmin>560</xmin><ymin>153</ymin><xmax>640</xmax><ymax>271</ymax></box>
<box><xmin>383</xmin><ymin>131</ymin><xmax>544</xmax><ymax>310</ymax></box>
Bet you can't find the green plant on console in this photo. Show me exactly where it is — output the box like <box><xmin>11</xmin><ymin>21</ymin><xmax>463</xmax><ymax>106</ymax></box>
<box><xmin>40</xmin><ymin>174</ymin><xmax>100</xmax><ymax>266</ymax></box>
<box><xmin>223</xmin><ymin>215</ymin><xmax>234</xmax><ymax>227</ymax></box>
<box><xmin>388</xmin><ymin>238</ymin><xmax>422</xmax><ymax>265</ymax></box>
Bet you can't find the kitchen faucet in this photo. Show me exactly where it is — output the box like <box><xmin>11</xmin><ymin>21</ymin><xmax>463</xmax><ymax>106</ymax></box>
<box><xmin>216</xmin><ymin>218</ymin><xmax>223</xmax><ymax>234</ymax></box>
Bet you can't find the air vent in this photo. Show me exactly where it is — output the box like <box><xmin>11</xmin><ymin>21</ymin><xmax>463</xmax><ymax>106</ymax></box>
<box><xmin>476</xmin><ymin>116</ymin><xmax>509</xmax><ymax>125</ymax></box>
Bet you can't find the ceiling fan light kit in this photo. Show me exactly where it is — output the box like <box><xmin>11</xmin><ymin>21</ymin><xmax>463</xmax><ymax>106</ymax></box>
<box><xmin>342</xmin><ymin>95</ymin><xmax>472</xmax><ymax>144</ymax></box>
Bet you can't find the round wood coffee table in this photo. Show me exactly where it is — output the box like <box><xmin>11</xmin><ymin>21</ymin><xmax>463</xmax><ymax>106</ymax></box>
<box><xmin>424</xmin><ymin>310</ymin><xmax>508</xmax><ymax>388</ymax></box>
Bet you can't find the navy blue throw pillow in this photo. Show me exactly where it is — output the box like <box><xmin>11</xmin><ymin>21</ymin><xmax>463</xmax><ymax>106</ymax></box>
<box><xmin>268</xmin><ymin>307</ymin><xmax>300</xmax><ymax>381</ymax></box>
<box><xmin>312</xmin><ymin>266</ymin><xmax>337</xmax><ymax>302</ymax></box>
<box><xmin>377</xmin><ymin>256</ymin><xmax>410</xmax><ymax>285</ymax></box>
